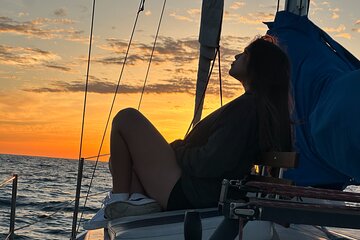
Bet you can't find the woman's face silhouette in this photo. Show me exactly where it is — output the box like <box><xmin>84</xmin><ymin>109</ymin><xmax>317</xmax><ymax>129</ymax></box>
<box><xmin>229</xmin><ymin>49</ymin><xmax>249</xmax><ymax>88</ymax></box>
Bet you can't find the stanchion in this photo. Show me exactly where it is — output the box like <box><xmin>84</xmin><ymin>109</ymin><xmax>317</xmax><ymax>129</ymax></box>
<box><xmin>70</xmin><ymin>158</ymin><xmax>84</xmax><ymax>240</ymax></box>
<box><xmin>8</xmin><ymin>174</ymin><xmax>18</xmax><ymax>240</ymax></box>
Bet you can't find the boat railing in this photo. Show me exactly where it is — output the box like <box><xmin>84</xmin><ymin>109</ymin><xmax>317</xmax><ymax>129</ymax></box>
<box><xmin>0</xmin><ymin>174</ymin><xmax>18</xmax><ymax>240</ymax></box>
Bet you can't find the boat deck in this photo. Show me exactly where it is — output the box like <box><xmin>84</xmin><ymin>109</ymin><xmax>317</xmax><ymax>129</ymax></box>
<box><xmin>79</xmin><ymin>208</ymin><xmax>360</xmax><ymax>240</ymax></box>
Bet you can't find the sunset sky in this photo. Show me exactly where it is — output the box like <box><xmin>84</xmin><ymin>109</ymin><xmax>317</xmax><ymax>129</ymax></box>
<box><xmin>1</xmin><ymin>0</ymin><xmax>359</xmax><ymax>160</ymax></box>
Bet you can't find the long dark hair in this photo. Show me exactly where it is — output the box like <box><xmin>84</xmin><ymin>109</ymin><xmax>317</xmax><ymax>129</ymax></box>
<box><xmin>246</xmin><ymin>36</ymin><xmax>292</xmax><ymax>152</ymax></box>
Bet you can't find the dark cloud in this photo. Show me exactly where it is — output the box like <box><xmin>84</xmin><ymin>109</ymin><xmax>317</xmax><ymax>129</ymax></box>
<box><xmin>44</xmin><ymin>64</ymin><xmax>72</xmax><ymax>72</ymax></box>
<box><xmin>94</xmin><ymin>55</ymin><xmax>146</xmax><ymax>65</ymax></box>
<box><xmin>0</xmin><ymin>16</ymin><xmax>47</xmax><ymax>37</ymax></box>
<box><xmin>54</xmin><ymin>8</ymin><xmax>67</xmax><ymax>17</ymax></box>
<box><xmin>0</xmin><ymin>16</ymin><xmax>84</xmax><ymax>41</ymax></box>
<box><xmin>0</xmin><ymin>120</ymin><xmax>47</xmax><ymax>126</ymax></box>
<box><xmin>220</xmin><ymin>36</ymin><xmax>251</xmax><ymax>59</ymax></box>
<box><xmin>22</xmin><ymin>76</ymin><xmax>241</xmax><ymax>98</ymax></box>
<box><xmin>83</xmin><ymin>35</ymin><xmax>247</xmax><ymax>98</ymax></box>
<box><xmin>0</xmin><ymin>44</ymin><xmax>72</xmax><ymax>71</ymax></box>
<box><xmin>0</xmin><ymin>44</ymin><xmax>58</xmax><ymax>65</ymax></box>
<box><xmin>224</xmin><ymin>11</ymin><xmax>274</xmax><ymax>24</ymax></box>
<box><xmin>98</xmin><ymin>35</ymin><xmax>248</xmax><ymax>67</ymax></box>
<box><xmin>22</xmin><ymin>78</ymin><xmax>194</xmax><ymax>95</ymax></box>
<box><xmin>98</xmin><ymin>37</ymin><xmax>199</xmax><ymax>66</ymax></box>
<box><xmin>104</xmin><ymin>38</ymin><xmax>130</xmax><ymax>53</ymax></box>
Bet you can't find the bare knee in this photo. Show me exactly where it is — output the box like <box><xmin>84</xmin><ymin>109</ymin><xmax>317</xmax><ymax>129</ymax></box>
<box><xmin>113</xmin><ymin>107</ymin><xmax>140</xmax><ymax>125</ymax></box>
<box><xmin>112</xmin><ymin>108</ymin><xmax>143</xmax><ymax>130</ymax></box>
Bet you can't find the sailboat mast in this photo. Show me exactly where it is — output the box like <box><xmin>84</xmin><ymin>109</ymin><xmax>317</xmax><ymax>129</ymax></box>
<box><xmin>191</xmin><ymin>0</ymin><xmax>310</xmax><ymax>131</ymax></box>
<box><xmin>192</xmin><ymin>0</ymin><xmax>224</xmax><ymax>129</ymax></box>
<box><xmin>284</xmin><ymin>0</ymin><xmax>310</xmax><ymax>16</ymax></box>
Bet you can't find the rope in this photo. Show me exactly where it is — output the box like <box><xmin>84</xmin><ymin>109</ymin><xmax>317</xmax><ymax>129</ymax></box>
<box><xmin>277</xmin><ymin>0</ymin><xmax>280</xmax><ymax>12</ymax></box>
<box><xmin>184</xmin><ymin>48</ymin><xmax>219</xmax><ymax>138</ymax></box>
<box><xmin>5</xmin><ymin>233</ymin><xmax>11</xmax><ymax>240</ymax></box>
<box><xmin>13</xmin><ymin>190</ymin><xmax>109</xmax><ymax>232</ymax></box>
<box><xmin>0</xmin><ymin>176</ymin><xmax>16</xmax><ymax>188</ymax></box>
<box><xmin>217</xmin><ymin>47</ymin><xmax>223</xmax><ymax>107</ymax></box>
<box><xmin>316</xmin><ymin>226</ymin><xmax>356</xmax><ymax>240</ymax></box>
<box><xmin>137</xmin><ymin>0</ymin><xmax>167</xmax><ymax>110</ymax></box>
<box><xmin>76</xmin><ymin>0</ymin><xmax>146</xmax><ymax>232</ymax></box>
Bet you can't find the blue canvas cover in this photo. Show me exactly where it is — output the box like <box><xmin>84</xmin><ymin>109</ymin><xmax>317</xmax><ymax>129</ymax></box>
<box><xmin>266</xmin><ymin>11</ymin><xmax>360</xmax><ymax>187</ymax></box>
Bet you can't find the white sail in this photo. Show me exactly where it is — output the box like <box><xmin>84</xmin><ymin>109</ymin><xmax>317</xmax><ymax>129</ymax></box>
<box><xmin>193</xmin><ymin>0</ymin><xmax>224</xmax><ymax>126</ymax></box>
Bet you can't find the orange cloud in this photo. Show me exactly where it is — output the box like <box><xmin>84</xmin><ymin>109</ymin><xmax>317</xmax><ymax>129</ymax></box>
<box><xmin>0</xmin><ymin>16</ymin><xmax>86</xmax><ymax>42</ymax></box>
<box><xmin>0</xmin><ymin>45</ymin><xmax>60</xmax><ymax>66</ymax></box>
<box><xmin>187</xmin><ymin>9</ymin><xmax>200</xmax><ymax>16</ymax></box>
<box><xmin>330</xmin><ymin>8</ymin><xmax>340</xmax><ymax>20</ymax></box>
<box><xmin>224</xmin><ymin>11</ymin><xmax>274</xmax><ymax>24</ymax></box>
<box><xmin>353</xmin><ymin>20</ymin><xmax>360</xmax><ymax>32</ymax></box>
<box><xmin>169</xmin><ymin>12</ymin><xmax>194</xmax><ymax>22</ymax></box>
<box><xmin>0</xmin><ymin>44</ymin><xmax>73</xmax><ymax>72</ymax></box>
<box><xmin>335</xmin><ymin>33</ymin><xmax>352</xmax><ymax>39</ymax></box>
<box><xmin>230</xmin><ymin>1</ymin><xmax>246</xmax><ymax>10</ymax></box>
<box><xmin>323</xmin><ymin>24</ymin><xmax>346</xmax><ymax>33</ymax></box>
<box><xmin>168</xmin><ymin>8</ymin><xmax>200</xmax><ymax>22</ymax></box>
<box><xmin>323</xmin><ymin>24</ymin><xmax>351</xmax><ymax>39</ymax></box>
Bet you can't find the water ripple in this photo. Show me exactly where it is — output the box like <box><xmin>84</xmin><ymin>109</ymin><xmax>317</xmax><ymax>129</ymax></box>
<box><xmin>0</xmin><ymin>154</ymin><xmax>111</xmax><ymax>239</ymax></box>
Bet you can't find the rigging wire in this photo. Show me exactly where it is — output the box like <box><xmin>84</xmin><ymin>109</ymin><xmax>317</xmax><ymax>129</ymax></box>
<box><xmin>277</xmin><ymin>0</ymin><xmax>280</xmax><ymax>12</ymax></box>
<box><xmin>76</xmin><ymin>0</ymin><xmax>146</xmax><ymax>232</ymax></box>
<box><xmin>77</xmin><ymin>0</ymin><xmax>96</xmax><ymax>176</ymax></box>
<box><xmin>73</xmin><ymin>0</ymin><xmax>96</xmax><ymax>234</ymax></box>
<box><xmin>137</xmin><ymin>0</ymin><xmax>167</xmax><ymax>110</ymax></box>
<box><xmin>217</xmin><ymin>47</ymin><xmax>223</xmax><ymax>107</ymax></box>
<box><xmin>184</xmin><ymin>47</ymin><xmax>219</xmax><ymax>138</ymax></box>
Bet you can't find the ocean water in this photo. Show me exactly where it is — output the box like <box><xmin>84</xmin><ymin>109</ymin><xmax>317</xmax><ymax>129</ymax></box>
<box><xmin>0</xmin><ymin>154</ymin><xmax>111</xmax><ymax>240</ymax></box>
<box><xmin>1</xmin><ymin>154</ymin><xmax>360</xmax><ymax>240</ymax></box>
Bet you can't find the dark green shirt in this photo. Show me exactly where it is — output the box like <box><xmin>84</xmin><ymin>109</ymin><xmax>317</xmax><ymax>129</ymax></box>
<box><xmin>171</xmin><ymin>92</ymin><xmax>260</xmax><ymax>208</ymax></box>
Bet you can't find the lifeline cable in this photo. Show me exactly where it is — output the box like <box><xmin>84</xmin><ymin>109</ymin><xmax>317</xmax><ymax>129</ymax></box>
<box><xmin>83</xmin><ymin>153</ymin><xmax>110</xmax><ymax>160</ymax></box>
<box><xmin>137</xmin><ymin>0</ymin><xmax>167</xmax><ymax>110</ymax></box>
<box><xmin>0</xmin><ymin>175</ymin><xmax>16</xmax><ymax>188</ymax></box>
<box><xmin>76</xmin><ymin>0</ymin><xmax>146</xmax><ymax>232</ymax></box>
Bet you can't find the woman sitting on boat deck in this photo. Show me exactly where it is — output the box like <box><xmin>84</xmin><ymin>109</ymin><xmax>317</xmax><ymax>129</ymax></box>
<box><xmin>85</xmin><ymin>36</ymin><xmax>292</xmax><ymax>230</ymax></box>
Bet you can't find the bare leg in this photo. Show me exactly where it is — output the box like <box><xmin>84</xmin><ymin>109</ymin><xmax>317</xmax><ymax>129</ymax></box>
<box><xmin>109</xmin><ymin>133</ymin><xmax>132</xmax><ymax>193</ymax></box>
<box><xmin>110</xmin><ymin>108</ymin><xmax>181</xmax><ymax>209</ymax></box>
<box><xmin>130</xmin><ymin>171</ymin><xmax>145</xmax><ymax>195</ymax></box>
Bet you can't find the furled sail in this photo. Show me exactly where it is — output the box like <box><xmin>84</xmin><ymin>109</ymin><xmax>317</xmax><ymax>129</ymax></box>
<box><xmin>266</xmin><ymin>11</ymin><xmax>360</xmax><ymax>187</ymax></box>
<box><xmin>193</xmin><ymin>0</ymin><xmax>224</xmax><ymax>126</ymax></box>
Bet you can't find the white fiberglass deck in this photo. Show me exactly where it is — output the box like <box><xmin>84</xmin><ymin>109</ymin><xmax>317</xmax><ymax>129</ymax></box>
<box><xmin>80</xmin><ymin>208</ymin><xmax>360</xmax><ymax>240</ymax></box>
